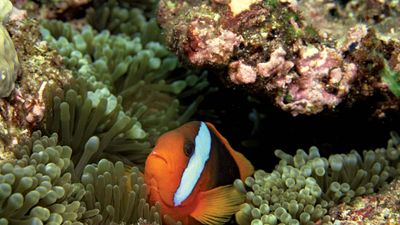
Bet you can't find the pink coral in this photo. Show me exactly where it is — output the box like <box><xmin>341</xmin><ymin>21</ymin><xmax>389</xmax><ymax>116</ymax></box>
<box><xmin>24</xmin><ymin>81</ymin><xmax>46</xmax><ymax>124</ymax></box>
<box><xmin>256</xmin><ymin>47</ymin><xmax>294</xmax><ymax>78</ymax></box>
<box><xmin>232</xmin><ymin>45</ymin><xmax>359</xmax><ymax>115</ymax></box>
<box><xmin>229</xmin><ymin>60</ymin><xmax>257</xmax><ymax>84</ymax></box>
<box><xmin>158</xmin><ymin>0</ymin><xmax>400</xmax><ymax>116</ymax></box>
<box><xmin>277</xmin><ymin>46</ymin><xmax>358</xmax><ymax>115</ymax></box>
<box><xmin>185</xmin><ymin>19</ymin><xmax>242</xmax><ymax>66</ymax></box>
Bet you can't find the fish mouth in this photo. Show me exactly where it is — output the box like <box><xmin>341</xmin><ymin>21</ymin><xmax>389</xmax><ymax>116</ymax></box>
<box><xmin>146</xmin><ymin>151</ymin><xmax>168</xmax><ymax>191</ymax></box>
<box><xmin>146</xmin><ymin>152</ymin><xmax>177</xmax><ymax>207</ymax></box>
<box><xmin>147</xmin><ymin>172</ymin><xmax>175</xmax><ymax>208</ymax></box>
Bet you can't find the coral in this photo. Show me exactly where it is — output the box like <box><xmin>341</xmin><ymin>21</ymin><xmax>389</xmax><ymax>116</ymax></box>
<box><xmin>329</xmin><ymin>179</ymin><xmax>400</xmax><ymax>224</ymax></box>
<box><xmin>157</xmin><ymin>0</ymin><xmax>400</xmax><ymax>116</ymax></box>
<box><xmin>276</xmin><ymin>45</ymin><xmax>358</xmax><ymax>115</ymax></box>
<box><xmin>299</xmin><ymin>0</ymin><xmax>400</xmax><ymax>43</ymax></box>
<box><xmin>1</xmin><ymin>13</ymin><xmax>72</xmax><ymax>153</ymax></box>
<box><xmin>6</xmin><ymin>18</ymin><xmax>72</xmax><ymax>103</ymax></box>
<box><xmin>1</xmin><ymin>131</ymin><xmax>87</xmax><ymax>224</ymax></box>
<box><xmin>79</xmin><ymin>158</ymin><xmax>164</xmax><ymax>225</ymax></box>
<box><xmin>234</xmin><ymin>131</ymin><xmax>400</xmax><ymax>225</ymax></box>
<box><xmin>0</xmin><ymin>0</ymin><xmax>19</xmax><ymax>98</ymax></box>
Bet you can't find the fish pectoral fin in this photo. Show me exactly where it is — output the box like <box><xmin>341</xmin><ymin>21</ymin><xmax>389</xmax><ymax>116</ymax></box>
<box><xmin>190</xmin><ymin>185</ymin><xmax>245</xmax><ymax>225</ymax></box>
<box><xmin>188</xmin><ymin>216</ymin><xmax>204</xmax><ymax>225</ymax></box>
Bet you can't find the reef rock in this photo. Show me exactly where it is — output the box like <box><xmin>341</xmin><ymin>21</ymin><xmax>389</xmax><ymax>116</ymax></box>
<box><xmin>158</xmin><ymin>0</ymin><xmax>400</xmax><ymax>116</ymax></box>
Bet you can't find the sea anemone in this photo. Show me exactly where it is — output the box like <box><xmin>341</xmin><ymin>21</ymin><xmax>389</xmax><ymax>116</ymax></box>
<box><xmin>235</xmin><ymin>132</ymin><xmax>400</xmax><ymax>225</ymax></box>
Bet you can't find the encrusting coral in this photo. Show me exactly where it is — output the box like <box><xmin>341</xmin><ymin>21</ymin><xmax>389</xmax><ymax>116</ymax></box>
<box><xmin>234</xmin><ymin>131</ymin><xmax>400</xmax><ymax>225</ymax></box>
<box><xmin>156</xmin><ymin>0</ymin><xmax>400</xmax><ymax>116</ymax></box>
<box><xmin>0</xmin><ymin>0</ymin><xmax>19</xmax><ymax>98</ymax></box>
<box><xmin>328</xmin><ymin>178</ymin><xmax>400</xmax><ymax>224</ymax></box>
<box><xmin>0</xmin><ymin>5</ymin><xmax>73</xmax><ymax>153</ymax></box>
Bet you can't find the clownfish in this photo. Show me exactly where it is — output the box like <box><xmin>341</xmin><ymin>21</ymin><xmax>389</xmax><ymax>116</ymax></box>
<box><xmin>144</xmin><ymin>121</ymin><xmax>254</xmax><ymax>225</ymax></box>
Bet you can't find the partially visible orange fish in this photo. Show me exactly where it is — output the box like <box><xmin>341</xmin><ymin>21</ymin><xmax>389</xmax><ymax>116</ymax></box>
<box><xmin>144</xmin><ymin>121</ymin><xmax>254</xmax><ymax>225</ymax></box>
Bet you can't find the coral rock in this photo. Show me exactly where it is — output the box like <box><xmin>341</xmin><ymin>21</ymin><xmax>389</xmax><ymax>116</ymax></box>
<box><xmin>157</xmin><ymin>0</ymin><xmax>400</xmax><ymax>116</ymax></box>
<box><xmin>229</xmin><ymin>60</ymin><xmax>257</xmax><ymax>84</ymax></box>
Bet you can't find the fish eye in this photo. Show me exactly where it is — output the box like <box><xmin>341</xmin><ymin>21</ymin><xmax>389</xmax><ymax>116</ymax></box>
<box><xmin>183</xmin><ymin>142</ymin><xmax>194</xmax><ymax>157</ymax></box>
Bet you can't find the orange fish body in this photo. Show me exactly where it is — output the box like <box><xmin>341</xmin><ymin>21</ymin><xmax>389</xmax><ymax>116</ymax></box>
<box><xmin>144</xmin><ymin>121</ymin><xmax>254</xmax><ymax>225</ymax></box>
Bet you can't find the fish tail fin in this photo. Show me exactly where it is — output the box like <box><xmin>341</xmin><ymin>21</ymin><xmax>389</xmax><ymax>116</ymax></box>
<box><xmin>190</xmin><ymin>185</ymin><xmax>245</xmax><ymax>225</ymax></box>
<box><xmin>205</xmin><ymin>122</ymin><xmax>254</xmax><ymax>180</ymax></box>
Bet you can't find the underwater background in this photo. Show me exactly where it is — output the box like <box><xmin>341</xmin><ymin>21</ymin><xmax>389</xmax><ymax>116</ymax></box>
<box><xmin>0</xmin><ymin>0</ymin><xmax>400</xmax><ymax>224</ymax></box>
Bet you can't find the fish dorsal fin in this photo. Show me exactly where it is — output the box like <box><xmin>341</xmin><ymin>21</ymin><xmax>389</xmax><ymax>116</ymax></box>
<box><xmin>205</xmin><ymin>122</ymin><xmax>254</xmax><ymax>180</ymax></box>
<box><xmin>190</xmin><ymin>185</ymin><xmax>244</xmax><ymax>225</ymax></box>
